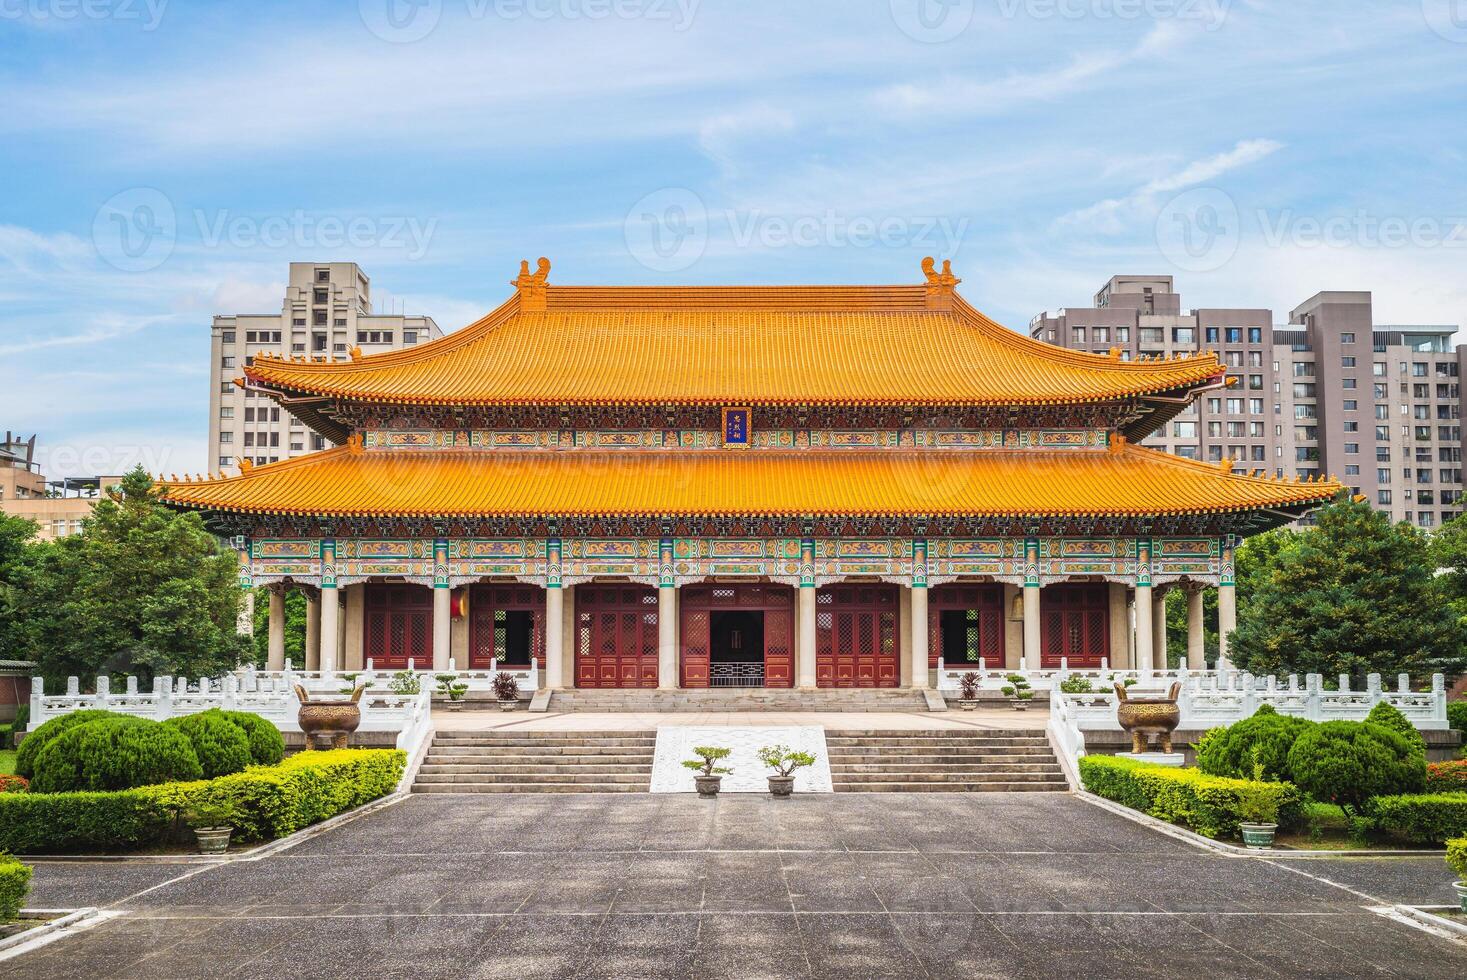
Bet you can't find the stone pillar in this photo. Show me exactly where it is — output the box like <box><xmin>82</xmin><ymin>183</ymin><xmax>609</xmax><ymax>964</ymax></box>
<box><xmin>305</xmin><ymin>592</ymin><xmax>321</xmax><ymax>671</ymax></box>
<box><xmin>266</xmin><ymin>589</ymin><xmax>286</xmax><ymax>671</ymax></box>
<box><xmin>432</xmin><ymin>586</ymin><xmax>451</xmax><ymax>672</ymax></box>
<box><xmin>1152</xmin><ymin>588</ymin><xmax>1169</xmax><ymax>670</ymax></box>
<box><xmin>1134</xmin><ymin>583</ymin><xmax>1153</xmax><ymax>672</ymax></box>
<box><xmin>1108</xmin><ymin>583</ymin><xmax>1130</xmax><ymax>669</ymax></box>
<box><xmin>1186</xmin><ymin>585</ymin><xmax>1205</xmax><ymax>670</ymax></box>
<box><xmin>797</xmin><ymin>536</ymin><xmax>817</xmax><ymax>689</ymax></box>
<box><xmin>318</xmin><ymin>587</ymin><xmax>339</xmax><ymax>674</ymax></box>
<box><xmin>658</xmin><ymin>585</ymin><xmax>677</xmax><ymax>690</ymax></box>
<box><xmin>1022</xmin><ymin>536</ymin><xmax>1041</xmax><ymax>667</ymax></box>
<box><xmin>909</xmin><ymin>585</ymin><xmax>929</xmax><ymax>690</ymax></box>
<box><xmin>545</xmin><ymin>586</ymin><xmax>564</xmax><ymax>689</ymax></box>
<box><xmin>1218</xmin><ymin>533</ymin><xmax>1237</xmax><ymax>671</ymax></box>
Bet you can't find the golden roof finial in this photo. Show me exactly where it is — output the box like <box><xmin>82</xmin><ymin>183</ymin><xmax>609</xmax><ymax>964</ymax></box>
<box><xmin>346</xmin><ymin>432</ymin><xmax>364</xmax><ymax>455</ymax></box>
<box><xmin>513</xmin><ymin>257</ymin><xmax>552</xmax><ymax>311</ymax></box>
<box><xmin>1108</xmin><ymin>347</ymin><xmax>1121</xmax><ymax>361</ymax></box>
<box><xmin>1108</xmin><ymin>433</ymin><xmax>1127</xmax><ymax>454</ymax></box>
<box><xmin>238</xmin><ymin>458</ymin><xmax>253</xmax><ymax>473</ymax></box>
<box><xmin>349</xmin><ymin>346</ymin><xmax>363</xmax><ymax>362</ymax></box>
<box><xmin>921</xmin><ymin>257</ymin><xmax>961</xmax><ymax>310</ymax></box>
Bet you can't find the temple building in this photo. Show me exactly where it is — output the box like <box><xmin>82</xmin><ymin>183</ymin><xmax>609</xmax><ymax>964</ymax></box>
<box><xmin>159</xmin><ymin>259</ymin><xmax>1341</xmax><ymax>691</ymax></box>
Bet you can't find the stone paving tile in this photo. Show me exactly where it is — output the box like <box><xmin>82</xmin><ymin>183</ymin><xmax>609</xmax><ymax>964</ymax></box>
<box><xmin>1268</xmin><ymin>855</ymin><xmax>1461</xmax><ymax>906</ymax></box>
<box><xmin>24</xmin><ymin>861</ymin><xmax>202</xmax><ymax>908</ymax></box>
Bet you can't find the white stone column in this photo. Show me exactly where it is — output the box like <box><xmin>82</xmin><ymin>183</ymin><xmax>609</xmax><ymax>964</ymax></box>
<box><xmin>266</xmin><ymin>589</ymin><xmax>286</xmax><ymax>671</ymax></box>
<box><xmin>1022</xmin><ymin>583</ymin><xmax>1040</xmax><ymax>666</ymax></box>
<box><xmin>305</xmin><ymin>593</ymin><xmax>321</xmax><ymax>671</ymax></box>
<box><xmin>545</xmin><ymin>586</ymin><xmax>564</xmax><ymax>689</ymax></box>
<box><xmin>1218</xmin><ymin>582</ymin><xmax>1237</xmax><ymax>671</ymax></box>
<box><xmin>909</xmin><ymin>585</ymin><xmax>929</xmax><ymax>690</ymax></box>
<box><xmin>658</xmin><ymin>584</ymin><xmax>677</xmax><ymax>690</ymax></box>
<box><xmin>797</xmin><ymin>584</ymin><xmax>817</xmax><ymax>689</ymax></box>
<box><xmin>1152</xmin><ymin>589</ymin><xmax>1169</xmax><ymax>670</ymax></box>
<box><xmin>1134</xmin><ymin>583</ymin><xmax>1153</xmax><ymax>672</ymax></box>
<box><xmin>1108</xmin><ymin>583</ymin><xmax>1130</xmax><ymax>669</ymax></box>
<box><xmin>1186</xmin><ymin>585</ymin><xmax>1205</xmax><ymax>670</ymax></box>
<box><xmin>318</xmin><ymin>586</ymin><xmax>339</xmax><ymax>674</ymax></box>
<box><xmin>432</xmin><ymin>586</ymin><xmax>451</xmax><ymax>672</ymax></box>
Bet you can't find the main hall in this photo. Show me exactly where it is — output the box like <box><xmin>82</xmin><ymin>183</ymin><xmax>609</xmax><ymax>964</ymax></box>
<box><xmin>159</xmin><ymin>259</ymin><xmax>1340</xmax><ymax>692</ymax></box>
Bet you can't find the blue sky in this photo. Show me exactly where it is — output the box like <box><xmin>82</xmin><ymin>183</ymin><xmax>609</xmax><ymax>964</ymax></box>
<box><xmin>2</xmin><ymin>0</ymin><xmax>1467</xmax><ymax>477</ymax></box>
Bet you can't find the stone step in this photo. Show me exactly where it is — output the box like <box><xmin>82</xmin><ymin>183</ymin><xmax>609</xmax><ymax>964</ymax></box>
<box><xmin>412</xmin><ymin>783</ymin><xmax>648</xmax><ymax>794</ymax></box>
<box><xmin>423</xmin><ymin>752</ymin><xmax>655</xmax><ymax>765</ymax></box>
<box><xmin>825</xmin><ymin>730</ymin><xmax>1049</xmax><ymax>739</ymax></box>
<box><xmin>431</xmin><ymin>738</ymin><xmax>656</xmax><ymax>750</ymax></box>
<box><xmin>434</xmin><ymin>730</ymin><xmax>657</xmax><ymax>739</ymax></box>
<box><xmin>833</xmin><ymin>781</ymin><xmax>1066</xmax><ymax>793</ymax></box>
<box><xmin>415</xmin><ymin>771</ymin><xmax>649</xmax><ymax>785</ymax></box>
<box><xmin>420</xmin><ymin>763</ymin><xmax>657</xmax><ymax>775</ymax></box>
<box><xmin>825</xmin><ymin>739</ymin><xmax>1051</xmax><ymax>750</ymax></box>
<box><xmin>829</xmin><ymin>762</ymin><xmax>1063</xmax><ymax>774</ymax></box>
<box><xmin>825</xmin><ymin>747</ymin><xmax>1055</xmax><ymax>758</ymax></box>
<box><xmin>832</xmin><ymin>769</ymin><xmax>1061</xmax><ymax>783</ymax></box>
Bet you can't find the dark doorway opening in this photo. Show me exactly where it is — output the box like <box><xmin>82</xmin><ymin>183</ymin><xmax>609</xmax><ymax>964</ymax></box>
<box><xmin>709</xmin><ymin>610</ymin><xmax>765</xmax><ymax>687</ymax></box>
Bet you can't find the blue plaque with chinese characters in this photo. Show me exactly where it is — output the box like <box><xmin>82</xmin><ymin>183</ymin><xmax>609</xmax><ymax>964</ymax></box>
<box><xmin>722</xmin><ymin>407</ymin><xmax>751</xmax><ymax>447</ymax></box>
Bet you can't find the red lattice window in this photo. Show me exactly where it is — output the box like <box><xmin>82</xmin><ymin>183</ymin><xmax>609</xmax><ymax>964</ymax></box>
<box><xmin>575</xmin><ymin>585</ymin><xmax>659</xmax><ymax>688</ymax></box>
<box><xmin>815</xmin><ymin>584</ymin><xmax>898</xmax><ymax>688</ymax></box>
<box><xmin>364</xmin><ymin>584</ymin><xmax>432</xmax><ymax>670</ymax></box>
<box><xmin>468</xmin><ymin>584</ymin><xmax>545</xmax><ymax>669</ymax></box>
<box><xmin>1039</xmin><ymin>583</ymin><xmax>1109</xmax><ymax>668</ymax></box>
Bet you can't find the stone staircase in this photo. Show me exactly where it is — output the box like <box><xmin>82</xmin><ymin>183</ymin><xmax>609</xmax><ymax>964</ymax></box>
<box><xmin>546</xmin><ymin>688</ymin><xmax>931</xmax><ymax>713</ymax></box>
<box><xmin>825</xmin><ymin>729</ymin><xmax>1067</xmax><ymax>792</ymax></box>
<box><xmin>412</xmin><ymin>730</ymin><xmax>656</xmax><ymax>793</ymax></box>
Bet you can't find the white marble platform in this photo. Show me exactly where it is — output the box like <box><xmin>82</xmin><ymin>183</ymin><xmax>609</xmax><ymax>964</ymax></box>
<box><xmin>649</xmin><ymin>725</ymin><xmax>833</xmax><ymax>793</ymax></box>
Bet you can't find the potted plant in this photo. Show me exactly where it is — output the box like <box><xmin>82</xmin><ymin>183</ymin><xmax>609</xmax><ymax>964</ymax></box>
<box><xmin>339</xmin><ymin>672</ymin><xmax>374</xmax><ymax>696</ymax></box>
<box><xmin>682</xmin><ymin>746</ymin><xmax>733</xmax><ymax>798</ymax></box>
<box><xmin>1001</xmin><ymin>674</ymin><xmax>1034</xmax><ymax>710</ymax></box>
<box><xmin>1058</xmin><ymin>675</ymin><xmax>1094</xmax><ymax>695</ymax></box>
<box><xmin>957</xmin><ymin>672</ymin><xmax>981</xmax><ymax>710</ymax></box>
<box><xmin>185</xmin><ymin>801</ymin><xmax>237</xmax><ymax>855</ymax></box>
<box><xmin>1236</xmin><ymin>763</ymin><xmax>1280</xmax><ymax>849</ymax></box>
<box><xmin>1447</xmin><ymin>838</ymin><xmax>1467</xmax><ymax>913</ymax></box>
<box><xmin>492</xmin><ymin>672</ymin><xmax>520</xmax><ymax>711</ymax></box>
<box><xmin>389</xmin><ymin>670</ymin><xmax>422</xmax><ymax>695</ymax></box>
<box><xmin>435</xmin><ymin>673</ymin><xmax>469</xmax><ymax>710</ymax></box>
<box><xmin>757</xmin><ymin>744</ymin><xmax>816</xmax><ymax>799</ymax></box>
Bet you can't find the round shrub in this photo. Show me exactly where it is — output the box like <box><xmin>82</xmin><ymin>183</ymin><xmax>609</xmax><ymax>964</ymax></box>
<box><xmin>163</xmin><ymin>712</ymin><xmax>253</xmax><ymax>779</ymax></box>
<box><xmin>30</xmin><ymin>717</ymin><xmax>202</xmax><ymax>794</ymax></box>
<box><xmin>1285</xmin><ymin>720</ymin><xmax>1426</xmax><ymax>816</ymax></box>
<box><xmin>215</xmin><ymin>710</ymin><xmax>284</xmax><ymax>767</ymax></box>
<box><xmin>1197</xmin><ymin>705</ymin><xmax>1315</xmax><ymax>782</ymax></box>
<box><xmin>14</xmin><ymin>710</ymin><xmax>119</xmax><ymax>779</ymax></box>
<box><xmin>1365</xmin><ymin>701</ymin><xmax>1426</xmax><ymax>760</ymax></box>
<box><xmin>1447</xmin><ymin>700</ymin><xmax>1466</xmax><ymax>738</ymax></box>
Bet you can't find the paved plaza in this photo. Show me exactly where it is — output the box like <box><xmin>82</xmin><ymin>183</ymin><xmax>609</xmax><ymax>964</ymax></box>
<box><xmin>7</xmin><ymin>793</ymin><xmax>1466</xmax><ymax>979</ymax></box>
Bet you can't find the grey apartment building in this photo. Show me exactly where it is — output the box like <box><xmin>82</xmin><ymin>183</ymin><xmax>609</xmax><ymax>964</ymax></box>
<box><xmin>209</xmin><ymin>263</ymin><xmax>441</xmax><ymax>473</ymax></box>
<box><xmin>1031</xmin><ymin>276</ymin><xmax>1463</xmax><ymax>529</ymax></box>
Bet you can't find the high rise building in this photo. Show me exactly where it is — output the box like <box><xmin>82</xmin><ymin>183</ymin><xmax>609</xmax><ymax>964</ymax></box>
<box><xmin>1032</xmin><ymin>277</ymin><xmax>1462</xmax><ymax>529</ymax></box>
<box><xmin>209</xmin><ymin>263</ymin><xmax>442</xmax><ymax>472</ymax></box>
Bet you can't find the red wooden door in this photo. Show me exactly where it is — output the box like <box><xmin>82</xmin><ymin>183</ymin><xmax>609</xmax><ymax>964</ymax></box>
<box><xmin>928</xmin><ymin>584</ymin><xmax>1004</xmax><ymax>669</ymax></box>
<box><xmin>1040</xmin><ymin>583</ymin><xmax>1109</xmax><ymax>668</ymax></box>
<box><xmin>364</xmin><ymin>584</ymin><xmax>432</xmax><ymax>670</ymax></box>
<box><xmin>816</xmin><ymin>584</ymin><xmax>899</xmax><ymax>688</ymax></box>
<box><xmin>468</xmin><ymin>584</ymin><xmax>545</xmax><ymax>669</ymax></box>
<box><xmin>678</xmin><ymin>584</ymin><xmax>794</xmax><ymax>688</ymax></box>
<box><xmin>575</xmin><ymin>585</ymin><xmax>659</xmax><ymax>688</ymax></box>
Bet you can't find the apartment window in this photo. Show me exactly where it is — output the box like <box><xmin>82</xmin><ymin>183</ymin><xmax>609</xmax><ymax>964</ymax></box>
<box><xmin>1249</xmin><ymin>398</ymin><xmax>1263</xmax><ymax>414</ymax></box>
<box><xmin>1228</xmin><ymin>422</ymin><xmax>1246</xmax><ymax>438</ymax></box>
<box><xmin>1375</xmin><ymin>404</ymin><xmax>1390</xmax><ymax>420</ymax></box>
<box><xmin>244</xmin><ymin>407</ymin><xmax>255</xmax><ymax>423</ymax></box>
<box><xmin>1293</xmin><ymin>363</ymin><xmax>1314</xmax><ymax>377</ymax></box>
<box><xmin>404</xmin><ymin>331</ymin><xmax>418</xmax><ymax>344</ymax></box>
<box><xmin>219</xmin><ymin>382</ymin><xmax>233</xmax><ymax>394</ymax></box>
<box><xmin>1377</xmin><ymin>490</ymin><xmax>1392</xmax><ymax>505</ymax></box>
<box><xmin>219</xmin><ymin>406</ymin><xmax>233</xmax><ymax>419</ymax></box>
<box><xmin>1418</xmin><ymin>469</ymin><xmax>1433</xmax><ymax>484</ymax></box>
<box><xmin>1140</xmin><ymin>328</ymin><xmax>1163</xmax><ymax>344</ymax></box>
<box><xmin>219</xmin><ymin>432</ymin><xmax>233</xmax><ymax>444</ymax></box>
<box><xmin>357</xmin><ymin>331</ymin><xmax>368</xmax><ymax>343</ymax></box>
<box><xmin>1225</xmin><ymin>328</ymin><xmax>1242</xmax><ymax>343</ymax></box>
<box><xmin>220</xmin><ymin>356</ymin><xmax>235</xmax><ymax>369</ymax></box>
<box><xmin>1377</xmin><ymin>447</ymin><xmax>1391</xmax><ymax>461</ymax></box>
<box><xmin>1344</xmin><ymin>443</ymin><xmax>1359</xmax><ymax>454</ymax></box>
<box><xmin>1176</xmin><ymin>446</ymin><xmax>1199</xmax><ymax>460</ymax></box>
<box><xmin>334</xmin><ymin>318</ymin><xmax>346</xmax><ymax>327</ymax></box>
<box><xmin>1413</xmin><ymin>362</ymin><xmax>1428</xmax><ymax>377</ymax></box>
<box><xmin>1248</xmin><ymin>327</ymin><xmax>1262</xmax><ymax>343</ymax></box>
<box><xmin>221</xmin><ymin>331</ymin><xmax>235</xmax><ymax>344</ymax></box>
<box><xmin>333</xmin><ymin>343</ymin><xmax>347</xmax><ymax>353</ymax></box>
<box><xmin>1420</xmin><ymin>512</ymin><xmax>1436</xmax><ymax>528</ymax></box>
<box><xmin>1173</xmin><ymin>421</ymin><xmax>1197</xmax><ymax>438</ymax></box>
<box><xmin>1294</xmin><ymin>405</ymin><xmax>1316</xmax><ymax>419</ymax></box>
<box><xmin>310</xmin><ymin>435</ymin><xmax>326</xmax><ymax>451</ymax></box>
<box><xmin>293</xmin><ymin>318</ymin><xmax>305</xmax><ymax>327</ymax></box>
<box><xmin>1250</xmin><ymin>422</ymin><xmax>1264</xmax><ymax>437</ymax></box>
<box><xmin>1046</xmin><ymin>330</ymin><xmax>1056</xmax><ymax>341</ymax></box>
<box><xmin>1373</xmin><ymin>362</ymin><xmax>1386</xmax><ymax>376</ymax></box>
<box><xmin>315</xmin><ymin>268</ymin><xmax>330</xmax><ymax>282</ymax></box>
<box><xmin>1248</xmin><ymin>351</ymin><xmax>1263</xmax><ymax>367</ymax></box>
<box><xmin>1207</xmin><ymin>446</ymin><xmax>1223</xmax><ymax>461</ymax></box>
<box><xmin>1252</xmin><ymin>446</ymin><xmax>1266</xmax><ymax>461</ymax></box>
<box><xmin>1376</xmin><ymin>425</ymin><xmax>1390</xmax><ymax>441</ymax></box>
<box><xmin>1115</xmin><ymin>327</ymin><xmax>1129</xmax><ymax>342</ymax></box>
<box><xmin>243</xmin><ymin>432</ymin><xmax>255</xmax><ymax>447</ymax></box>
<box><xmin>1443</xmin><ymin>468</ymin><xmax>1463</xmax><ymax>484</ymax></box>
<box><xmin>313</xmin><ymin>334</ymin><xmax>327</xmax><ymax>351</ymax></box>
<box><xmin>1205</xmin><ymin>327</ymin><xmax>1219</xmax><ymax>343</ymax></box>
<box><xmin>1292</xmin><ymin>383</ymin><xmax>1315</xmax><ymax>398</ymax></box>
<box><xmin>313</xmin><ymin>288</ymin><xmax>328</xmax><ymax>304</ymax></box>
<box><xmin>1414</xmin><ymin>405</ymin><xmax>1431</xmax><ymax>420</ymax></box>
<box><xmin>1341</xmin><ymin>356</ymin><xmax>1356</xmax><ymax>367</ymax></box>
<box><xmin>1341</xmin><ymin>332</ymin><xmax>1355</xmax><ymax>343</ymax></box>
<box><xmin>290</xmin><ymin>442</ymin><xmax>303</xmax><ymax>452</ymax></box>
<box><xmin>1173</xmin><ymin>328</ymin><xmax>1194</xmax><ymax>344</ymax></box>
<box><xmin>1207</xmin><ymin>398</ymin><xmax>1222</xmax><ymax>414</ymax></box>
<box><xmin>313</xmin><ymin>310</ymin><xmax>328</xmax><ymax>326</ymax></box>
<box><xmin>1226</xmin><ymin>352</ymin><xmax>1244</xmax><ymax>367</ymax></box>
<box><xmin>1441</xmin><ymin>426</ymin><xmax>1462</xmax><ymax>442</ymax></box>
<box><xmin>291</xmin><ymin>342</ymin><xmax>305</xmax><ymax>352</ymax></box>
<box><xmin>1073</xmin><ymin>327</ymin><xmax>1086</xmax><ymax>343</ymax></box>
<box><xmin>1378</xmin><ymin>468</ymin><xmax>1392</xmax><ymax>484</ymax></box>
<box><xmin>1343</xmin><ymin>400</ymin><xmax>1357</xmax><ymax>411</ymax></box>
<box><xmin>1345</xmin><ymin>464</ymin><xmax>1360</xmax><ymax>475</ymax></box>
<box><xmin>1227</xmin><ymin>398</ymin><xmax>1244</xmax><ymax>414</ymax></box>
<box><xmin>1343</xmin><ymin>421</ymin><xmax>1359</xmax><ymax>432</ymax></box>
<box><xmin>1342</xmin><ymin>378</ymin><xmax>1356</xmax><ymax>389</ymax></box>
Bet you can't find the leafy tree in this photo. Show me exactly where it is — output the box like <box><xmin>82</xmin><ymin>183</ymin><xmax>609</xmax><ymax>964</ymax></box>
<box><xmin>0</xmin><ymin>514</ymin><xmax>41</xmax><ymax>658</ymax></box>
<box><xmin>1430</xmin><ymin>511</ymin><xmax>1467</xmax><ymax>630</ymax></box>
<box><xmin>11</xmin><ymin>468</ymin><xmax>249</xmax><ymax>686</ymax></box>
<box><xmin>1162</xmin><ymin>529</ymin><xmax>1292</xmax><ymax>668</ymax></box>
<box><xmin>250</xmin><ymin>588</ymin><xmax>307</xmax><ymax>668</ymax></box>
<box><xmin>1229</xmin><ymin>497</ymin><xmax>1465</xmax><ymax>679</ymax></box>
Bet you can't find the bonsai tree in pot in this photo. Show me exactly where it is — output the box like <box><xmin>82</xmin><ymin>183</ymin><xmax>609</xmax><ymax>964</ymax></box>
<box><xmin>957</xmin><ymin>672</ymin><xmax>981</xmax><ymax>711</ymax></box>
<box><xmin>185</xmin><ymin>800</ymin><xmax>238</xmax><ymax>855</ymax></box>
<box><xmin>434</xmin><ymin>673</ymin><xmax>468</xmax><ymax>710</ymax></box>
<box><xmin>491</xmin><ymin>672</ymin><xmax>521</xmax><ymax>711</ymax></box>
<box><xmin>683</xmin><ymin>746</ymin><xmax>733</xmax><ymax>798</ymax></box>
<box><xmin>1000</xmin><ymin>674</ymin><xmax>1034</xmax><ymax>710</ymax></box>
<box><xmin>758</xmin><ymin>744</ymin><xmax>816</xmax><ymax>799</ymax></box>
<box><xmin>1235</xmin><ymin>762</ymin><xmax>1281</xmax><ymax>849</ymax></box>
<box><xmin>1447</xmin><ymin>837</ymin><xmax>1467</xmax><ymax>913</ymax></box>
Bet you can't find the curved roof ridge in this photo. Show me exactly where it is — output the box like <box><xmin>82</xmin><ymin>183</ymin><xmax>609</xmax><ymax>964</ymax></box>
<box><xmin>1120</xmin><ymin>441</ymin><xmax>1344</xmax><ymax>493</ymax></box>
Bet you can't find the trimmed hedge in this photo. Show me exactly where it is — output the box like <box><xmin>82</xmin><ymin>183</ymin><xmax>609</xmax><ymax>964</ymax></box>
<box><xmin>0</xmin><ymin>855</ymin><xmax>30</xmax><ymax>923</ymax></box>
<box><xmin>1286</xmin><ymin>720</ymin><xmax>1425</xmax><ymax>816</ymax></box>
<box><xmin>1427</xmin><ymin>760</ymin><xmax>1467</xmax><ymax>793</ymax></box>
<box><xmin>30</xmin><ymin>717</ymin><xmax>203</xmax><ymax>794</ymax></box>
<box><xmin>163</xmin><ymin>712</ymin><xmax>252</xmax><ymax>779</ymax></box>
<box><xmin>1196</xmin><ymin>704</ymin><xmax>1315</xmax><ymax>782</ymax></box>
<box><xmin>1365</xmin><ymin>701</ymin><xmax>1426</xmax><ymax>759</ymax></box>
<box><xmin>1449</xmin><ymin>838</ymin><xmax>1467</xmax><ymax>880</ymax></box>
<box><xmin>15</xmin><ymin>710</ymin><xmax>118</xmax><ymax>779</ymax></box>
<box><xmin>215</xmin><ymin>710</ymin><xmax>285</xmax><ymax>767</ymax></box>
<box><xmin>0</xmin><ymin>749</ymin><xmax>405</xmax><ymax>854</ymax></box>
<box><xmin>1079</xmin><ymin>754</ymin><xmax>1306</xmax><ymax>839</ymax></box>
<box><xmin>1367</xmin><ymin>792</ymin><xmax>1467</xmax><ymax>846</ymax></box>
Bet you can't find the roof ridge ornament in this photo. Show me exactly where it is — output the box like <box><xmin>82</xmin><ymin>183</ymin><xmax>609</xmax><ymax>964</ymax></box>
<box><xmin>346</xmin><ymin>433</ymin><xmax>364</xmax><ymax>455</ymax></box>
<box><xmin>921</xmin><ymin>256</ymin><xmax>960</xmax><ymax>311</ymax></box>
<box><xmin>513</xmin><ymin>257</ymin><xmax>552</xmax><ymax>312</ymax></box>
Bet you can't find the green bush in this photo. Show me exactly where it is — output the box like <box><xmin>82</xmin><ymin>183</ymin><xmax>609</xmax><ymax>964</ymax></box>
<box><xmin>1285</xmin><ymin>720</ymin><xmax>1426</xmax><ymax>817</ymax></box>
<box><xmin>163</xmin><ymin>712</ymin><xmax>252</xmax><ymax>779</ymax></box>
<box><xmin>1448</xmin><ymin>838</ymin><xmax>1467</xmax><ymax>880</ymax></box>
<box><xmin>1078</xmin><ymin>754</ymin><xmax>1306</xmax><ymax>839</ymax></box>
<box><xmin>15</xmin><ymin>710</ymin><xmax>118</xmax><ymax>779</ymax></box>
<box><xmin>1367</xmin><ymin>793</ymin><xmax>1467</xmax><ymax>846</ymax></box>
<box><xmin>1365</xmin><ymin>701</ymin><xmax>1426</xmax><ymax>759</ymax></box>
<box><xmin>29</xmin><ymin>717</ymin><xmax>202</xmax><ymax>794</ymax></box>
<box><xmin>1447</xmin><ymin>700</ymin><xmax>1467</xmax><ymax>738</ymax></box>
<box><xmin>0</xmin><ymin>854</ymin><xmax>31</xmax><ymax>923</ymax></box>
<box><xmin>1196</xmin><ymin>704</ymin><xmax>1315</xmax><ymax>782</ymax></box>
<box><xmin>214</xmin><ymin>710</ymin><xmax>284</xmax><ymax>766</ymax></box>
<box><xmin>1427</xmin><ymin>760</ymin><xmax>1467</xmax><ymax>793</ymax></box>
<box><xmin>0</xmin><ymin>749</ymin><xmax>405</xmax><ymax>854</ymax></box>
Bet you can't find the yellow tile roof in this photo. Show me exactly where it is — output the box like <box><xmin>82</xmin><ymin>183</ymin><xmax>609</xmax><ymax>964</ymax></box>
<box><xmin>243</xmin><ymin>271</ymin><xmax>1224</xmax><ymax>407</ymax></box>
<box><xmin>158</xmin><ymin>445</ymin><xmax>1339</xmax><ymax>519</ymax></box>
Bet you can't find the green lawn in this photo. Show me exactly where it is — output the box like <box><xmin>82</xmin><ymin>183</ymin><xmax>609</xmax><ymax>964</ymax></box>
<box><xmin>0</xmin><ymin>750</ymin><xmax>14</xmax><ymax>776</ymax></box>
